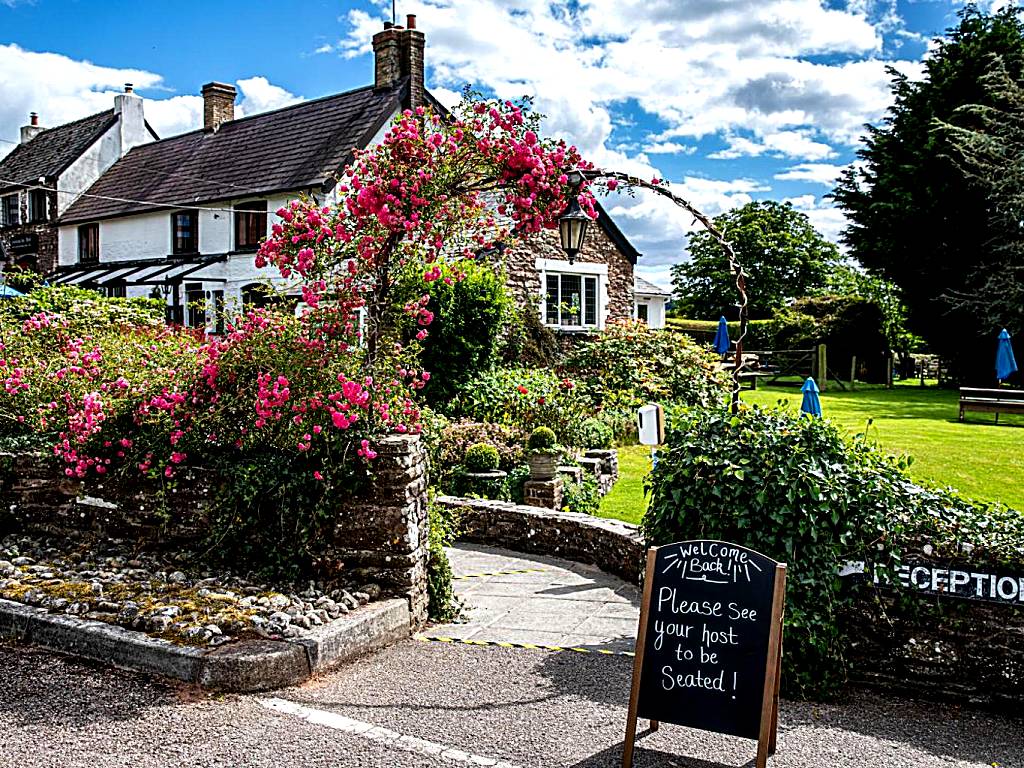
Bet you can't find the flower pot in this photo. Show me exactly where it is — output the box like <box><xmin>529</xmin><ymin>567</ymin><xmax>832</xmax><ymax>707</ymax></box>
<box><xmin>528</xmin><ymin>452</ymin><xmax>559</xmax><ymax>480</ymax></box>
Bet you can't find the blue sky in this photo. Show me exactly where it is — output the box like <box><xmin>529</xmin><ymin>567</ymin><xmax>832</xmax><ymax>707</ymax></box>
<box><xmin>0</xmin><ymin>0</ymin><xmax>998</xmax><ymax>286</ymax></box>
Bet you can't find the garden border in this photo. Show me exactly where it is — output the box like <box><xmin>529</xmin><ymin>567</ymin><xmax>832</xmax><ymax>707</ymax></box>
<box><xmin>0</xmin><ymin>596</ymin><xmax>410</xmax><ymax>691</ymax></box>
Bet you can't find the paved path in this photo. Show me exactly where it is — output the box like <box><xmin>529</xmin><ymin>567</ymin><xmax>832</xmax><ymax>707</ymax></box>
<box><xmin>426</xmin><ymin>544</ymin><xmax>640</xmax><ymax>652</ymax></box>
<box><xmin>1</xmin><ymin>544</ymin><xmax>1022</xmax><ymax>768</ymax></box>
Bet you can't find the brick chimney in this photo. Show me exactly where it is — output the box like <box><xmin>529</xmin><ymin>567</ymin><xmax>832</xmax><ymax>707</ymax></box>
<box><xmin>372</xmin><ymin>15</ymin><xmax>425</xmax><ymax>110</ymax></box>
<box><xmin>20</xmin><ymin>112</ymin><xmax>44</xmax><ymax>144</ymax></box>
<box><xmin>201</xmin><ymin>82</ymin><xmax>237</xmax><ymax>132</ymax></box>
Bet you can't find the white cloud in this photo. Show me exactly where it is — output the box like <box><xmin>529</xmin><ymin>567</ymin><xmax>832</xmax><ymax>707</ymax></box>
<box><xmin>0</xmin><ymin>44</ymin><xmax>301</xmax><ymax>157</ymax></box>
<box><xmin>774</xmin><ymin>162</ymin><xmax>848</xmax><ymax>185</ymax></box>
<box><xmin>642</xmin><ymin>141</ymin><xmax>697</xmax><ymax>155</ymax></box>
<box><xmin>784</xmin><ymin>194</ymin><xmax>847</xmax><ymax>245</ymax></box>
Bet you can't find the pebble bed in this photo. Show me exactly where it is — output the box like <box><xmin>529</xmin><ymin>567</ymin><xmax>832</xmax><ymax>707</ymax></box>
<box><xmin>0</xmin><ymin>535</ymin><xmax>380</xmax><ymax>647</ymax></box>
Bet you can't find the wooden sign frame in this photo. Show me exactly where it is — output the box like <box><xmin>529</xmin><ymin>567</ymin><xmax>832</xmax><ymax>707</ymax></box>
<box><xmin>623</xmin><ymin>546</ymin><xmax>787</xmax><ymax>768</ymax></box>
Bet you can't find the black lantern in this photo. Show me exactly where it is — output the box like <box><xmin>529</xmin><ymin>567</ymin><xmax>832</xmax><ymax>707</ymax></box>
<box><xmin>558</xmin><ymin>169</ymin><xmax>589</xmax><ymax>264</ymax></box>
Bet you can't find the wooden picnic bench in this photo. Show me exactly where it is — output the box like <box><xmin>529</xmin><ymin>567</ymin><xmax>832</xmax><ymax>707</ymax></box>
<box><xmin>959</xmin><ymin>387</ymin><xmax>1024</xmax><ymax>424</ymax></box>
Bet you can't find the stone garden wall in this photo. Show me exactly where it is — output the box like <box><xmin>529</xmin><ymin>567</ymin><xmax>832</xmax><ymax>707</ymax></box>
<box><xmin>0</xmin><ymin>435</ymin><xmax>430</xmax><ymax>623</ymax></box>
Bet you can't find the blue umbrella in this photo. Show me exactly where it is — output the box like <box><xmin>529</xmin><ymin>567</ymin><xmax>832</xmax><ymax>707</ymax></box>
<box><xmin>0</xmin><ymin>284</ymin><xmax>23</xmax><ymax>299</ymax></box>
<box><xmin>996</xmin><ymin>328</ymin><xmax>1018</xmax><ymax>382</ymax></box>
<box><xmin>712</xmin><ymin>316</ymin><xmax>730</xmax><ymax>354</ymax></box>
<box><xmin>800</xmin><ymin>377</ymin><xmax>822</xmax><ymax>417</ymax></box>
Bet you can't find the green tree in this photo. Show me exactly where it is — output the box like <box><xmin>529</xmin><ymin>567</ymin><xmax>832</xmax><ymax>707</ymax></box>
<box><xmin>832</xmin><ymin>6</ymin><xmax>1024</xmax><ymax>378</ymax></box>
<box><xmin>938</xmin><ymin>58</ymin><xmax>1024</xmax><ymax>337</ymax></box>
<box><xmin>671</xmin><ymin>200</ymin><xmax>839</xmax><ymax>319</ymax></box>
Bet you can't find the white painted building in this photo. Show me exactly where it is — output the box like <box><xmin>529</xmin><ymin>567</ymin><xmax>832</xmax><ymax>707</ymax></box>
<box><xmin>633</xmin><ymin>275</ymin><xmax>671</xmax><ymax>329</ymax></box>
<box><xmin>0</xmin><ymin>86</ymin><xmax>156</xmax><ymax>275</ymax></box>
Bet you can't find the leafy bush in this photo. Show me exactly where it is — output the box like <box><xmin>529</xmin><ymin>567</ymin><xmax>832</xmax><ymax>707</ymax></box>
<box><xmin>0</xmin><ymin>282</ymin><xmax>164</xmax><ymax>328</ymax></box>
<box><xmin>562</xmin><ymin>320</ymin><xmax>728</xmax><ymax>419</ymax></box>
<box><xmin>507</xmin><ymin>464</ymin><xmax>530</xmax><ymax>504</ymax></box>
<box><xmin>398</xmin><ymin>260</ymin><xmax>512</xmax><ymax>404</ymax></box>
<box><xmin>645</xmin><ymin>404</ymin><xmax>1024</xmax><ymax>697</ymax></box>
<box><xmin>499</xmin><ymin>303</ymin><xmax>560</xmax><ymax>367</ymax></box>
<box><xmin>450</xmin><ymin>367</ymin><xmax>586</xmax><ymax>445</ymax></box>
<box><xmin>464</xmin><ymin>442</ymin><xmax>500</xmax><ymax>472</ymax></box>
<box><xmin>644</xmin><ymin>405</ymin><xmax>910</xmax><ymax>698</ymax></box>
<box><xmin>427</xmin><ymin>497</ymin><xmax>461</xmax><ymax>622</ymax></box>
<box><xmin>562</xmin><ymin>472</ymin><xmax>601</xmax><ymax>516</ymax></box>
<box><xmin>580</xmin><ymin>417</ymin><xmax>614</xmax><ymax>449</ymax></box>
<box><xmin>528</xmin><ymin>426</ymin><xmax>557</xmax><ymax>450</ymax></box>
<box><xmin>432</xmin><ymin>420</ymin><xmax>526</xmax><ymax>491</ymax></box>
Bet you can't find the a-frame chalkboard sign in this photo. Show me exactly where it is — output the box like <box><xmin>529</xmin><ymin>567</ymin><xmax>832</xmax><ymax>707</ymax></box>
<box><xmin>623</xmin><ymin>541</ymin><xmax>786</xmax><ymax>768</ymax></box>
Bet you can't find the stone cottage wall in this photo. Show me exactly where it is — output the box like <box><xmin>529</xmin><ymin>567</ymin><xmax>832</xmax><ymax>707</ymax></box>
<box><xmin>0</xmin><ymin>435</ymin><xmax>429</xmax><ymax>623</ymax></box>
<box><xmin>503</xmin><ymin>225</ymin><xmax>635</xmax><ymax>325</ymax></box>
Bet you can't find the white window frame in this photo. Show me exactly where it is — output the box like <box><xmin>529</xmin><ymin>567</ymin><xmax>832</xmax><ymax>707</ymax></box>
<box><xmin>535</xmin><ymin>258</ymin><xmax>608</xmax><ymax>331</ymax></box>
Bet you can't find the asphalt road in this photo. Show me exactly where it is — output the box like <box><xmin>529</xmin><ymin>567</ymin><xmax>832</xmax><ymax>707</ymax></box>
<box><xmin>2</xmin><ymin>639</ymin><xmax>1021</xmax><ymax>768</ymax></box>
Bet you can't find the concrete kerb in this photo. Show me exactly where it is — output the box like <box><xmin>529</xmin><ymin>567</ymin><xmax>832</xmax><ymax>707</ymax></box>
<box><xmin>0</xmin><ymin>596</ymin><xmax>410</xmax><ymax>692</ymax></box>
<box><xmin>434</xmin><ymin>495</ymin><xmax>645</xmax><ymax>583</ymax></box>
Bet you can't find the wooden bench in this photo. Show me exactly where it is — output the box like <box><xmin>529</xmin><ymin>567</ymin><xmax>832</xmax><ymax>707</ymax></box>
<box><xmin>959</xmin><ymin>387</ymin><xmax>1024</xmax><ymax>423</ymax></box>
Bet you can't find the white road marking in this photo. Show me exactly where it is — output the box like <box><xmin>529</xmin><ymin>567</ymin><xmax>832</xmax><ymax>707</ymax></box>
<box><xmin>258</xmin><ymin>697</ymin><xmax>523</xmax><ymax>768</ymax></box>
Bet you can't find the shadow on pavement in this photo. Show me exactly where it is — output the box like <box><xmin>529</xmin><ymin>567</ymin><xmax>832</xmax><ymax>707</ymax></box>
<box><xmin>0</xmin><ymin>645</ymin><xmax>180</xmax><ymax>727</ymax></box>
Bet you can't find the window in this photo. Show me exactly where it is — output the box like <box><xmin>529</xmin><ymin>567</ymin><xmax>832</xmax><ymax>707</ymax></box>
<box><xmin>186</xmin><ymin>283</ymin><xmax>207</xmax><ymax>328</ymax></box>
<box><xmin>78</xmin><ymin>223</ymin><xmax>99</xmax><ymax>264</ymax></box>
<box><xmin>171</xmin><ymin>210</ymin><xmax>198</xmax><ymax>255</ymax></box>
<box><xmin>28</xmin><ymin>189</ymin><xmax>49</xmax><ymax>223</ymax></box>
<box><xmin>636</xmin><ymin>303</ymin><xmax>649</xmax><ymax>323</ymax></box>
<box><xmin>234</xmin><ymin>201</ymin><xmax>267</xmax><ymax>251</ymax></box>
<box><xmin>105</xmin><ymin>283</ymin><xmax>127</xmax><ymax>299</ymax></box>
<box><xmin>0</xmin><ymin>194</ymin><xmax>18</xmax><ymax>227</ymax></box>
<box><xmin>544</xmin><ymin>273</ymin><xmax>599</xmax><ymax>328</ymax></box>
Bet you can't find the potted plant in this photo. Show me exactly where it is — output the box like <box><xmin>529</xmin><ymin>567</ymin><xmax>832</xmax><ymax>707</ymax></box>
<box><xmin>526</xmin><ymin>426</ymin><xmax>560</xmax><ymax>480</ymax></box>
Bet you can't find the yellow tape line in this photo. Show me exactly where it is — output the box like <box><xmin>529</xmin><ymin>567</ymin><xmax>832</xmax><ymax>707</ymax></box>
<box><xmin>452</xmin><ymin>568</ymin><xmax>548</xmax><ymax>580</ymax></box>
<box><xmin>414</xmin><ymin>633</ymin><xmax>634</xmax><ymax>657</ymax></box>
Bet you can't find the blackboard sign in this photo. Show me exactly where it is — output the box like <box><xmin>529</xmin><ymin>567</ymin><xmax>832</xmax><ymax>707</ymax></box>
<box><xmin>9</xmin><ymin>233</ymin><xmax>37</xmax><ymax>255</ymax></box>
<box><xmin>624</xmin><ymin>541</ymin><xmax>786</xmax><ymax>768</ymax></box>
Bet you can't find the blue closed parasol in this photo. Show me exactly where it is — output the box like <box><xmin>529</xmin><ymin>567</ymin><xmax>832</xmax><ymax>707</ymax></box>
<box><xmin>712</xmin><ymin>316</ymin><xmax>730</xmax><ymax>354</ymax></box>
<box><xmin>800</xmin><ymin>377</ymin><xmax>822</xmax><ymax>417</ymax></box>
<box><xmin>996</xmin><ymin>329</ymin><xmax>1018</xmax><ymax>382</ymax></box>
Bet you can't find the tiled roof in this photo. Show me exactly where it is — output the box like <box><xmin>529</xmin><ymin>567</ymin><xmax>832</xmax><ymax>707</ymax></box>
<box><xmin>0</xmin><ymin>110</ymin><xmax>117</xmax><ymax>189</ymax></box>
<box><xmin>634</xmin><ymin>275</ymin><xmax>671</xmax><ymax>295</ymax></box>
<box><xmin>61</xmin><ymin>82</ymin><xmax>407</xmax><ymax>224</ymax></box>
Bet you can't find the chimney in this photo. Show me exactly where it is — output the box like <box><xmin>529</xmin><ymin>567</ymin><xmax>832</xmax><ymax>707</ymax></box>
<box><xmin>20</xmin><ymin>112</ymin><xmax>44</xmax><ymax>144</ymax></box>
<box><xmin>201</xmin><ymin>82</ymin><xmax>237</xmax><ymax>132</ymax></box>
<box><xmin>372</xmin><ymin>17</ymin><xmax>425</xmax><ymax>110</ymax></box>
<box><xmin>114</xmin><ymin>82</ymin><xmax>149</xmax><ymax>157</ymax></box>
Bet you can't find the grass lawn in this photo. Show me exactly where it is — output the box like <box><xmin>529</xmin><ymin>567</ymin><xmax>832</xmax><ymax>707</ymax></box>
<box><xmin>597</xmin><ymin>382</ymin><xmax>1024</xmax><ymax>526</ymax></box>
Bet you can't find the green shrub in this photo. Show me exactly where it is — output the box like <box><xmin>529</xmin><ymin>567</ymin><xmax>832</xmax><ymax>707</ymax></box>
<box><xmin>562</xmin><ymin>472</ymin><xmax>601</xmax><ymax>516</ymax></box>
<box><xmin>453</xmin><ymin>471</ymin><xmax>510</xmax><ymax>500</ymax></box>
<box><xmin>427</xmin><ymin>497</ymin><xmax>461</xmax><ymax>622</ymax></box>
<box><xmin>562</xmin><ymin>320</ymin><xmax>728</xmax><ymax>419</ymax></box>
<box><xmin>398</xmin><ymin>260</ymin><xmax>512</xmax><ymax>404</ymax></box>
<box><xmin>432</xmin><ymin>420</ymin><xmax>526</xmax><ymax>492</ymax></box>
<box><xmin>528</xmin><ymin>426</ymin><xmax>557</xmax><ymax>450</ymax></box>
<box><xmin>507</xmin><ymin>464</ymin><xmax>530</xmax><ymax>504</ymax></box>
<box><xmin>464</xmin><ymin>442</ymin><xmax>500</xmax><ymax>472</ymax></box>
<box><xmin>580</xmin><ymin>417</ymin><xmax>614</xmax><ymax>449</ymax></box>
<box><xmin>643</xmin><ymin>405</ymin><xmax>909</xmax><ymax>698</ymax></box>
<box><xmin>500</xmin><ymin>303</ymin><xmax>560</xmax><ymax>368</ymax></box>
<box><xmin>0</xmin><ymin>282</ymin><xmax>164</xmax><ymax>327</ymax></box>
<box><xmin>451</xmin><ymin>367</ymin><xmax>586</xmax><ymax>444</ymax></box>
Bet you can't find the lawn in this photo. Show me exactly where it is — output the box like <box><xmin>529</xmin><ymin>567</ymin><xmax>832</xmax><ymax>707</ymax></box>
<box><xmin>597</xmin><ymin>382</ymin><xmax>1024</xmax><ymax>525</ymax></box>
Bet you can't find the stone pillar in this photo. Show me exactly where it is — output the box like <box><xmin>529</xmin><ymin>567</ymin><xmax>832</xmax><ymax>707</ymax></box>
<box><xmin>331</xmin><ymin>435</ymin><xmax>429</xmax><ymax>624</ymax></box>
<box><xmin>523</xmin><ymin>477</ymin><xmax>563</xmax><ymax>511</ymax></box>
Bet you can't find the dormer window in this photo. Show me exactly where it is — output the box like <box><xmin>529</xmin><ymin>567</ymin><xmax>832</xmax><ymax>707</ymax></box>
<box><xmin>171</xmin><ymin>210</ymin><xmax>198</xmax><ymax>255</ymax></box>
<box><xmin>234</xmin><ymin>200</ymin><xmax>267</xmax><ymax>251</ymax></box>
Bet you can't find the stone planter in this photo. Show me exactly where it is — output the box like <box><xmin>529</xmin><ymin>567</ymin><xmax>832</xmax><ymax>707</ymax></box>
<box><xmin>527</xmin><ymin>452</ymin><xmax>559</xmax><ymax>480</ymax></box>
<box><xmin>453</xmin><ymin>469</ymin><xmax>509</xmax><ymax>501</ymax></box>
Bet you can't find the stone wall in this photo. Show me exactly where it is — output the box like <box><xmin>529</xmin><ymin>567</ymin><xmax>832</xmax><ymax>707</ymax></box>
<box><xmin>0</xmin><ymin>435</ymin><xmax>430</xmax><ymax>623</ymax></box>
<box><xmin>502</xmin><ymin>225</ymin><xmax>635</xmax><ymax>326</ymax></box>
<box><xmin>0</xmin><ymin>186</ymin><xmax>59</xmax><ymax>276</ymax></box>
<box><xmin>435</xmin><ymin>495</ymin><xmax>644</xmax><ymax>583</ymax></box>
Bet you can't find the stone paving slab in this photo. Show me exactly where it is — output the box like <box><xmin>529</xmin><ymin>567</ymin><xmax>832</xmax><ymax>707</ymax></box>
<box><xmin>431</xmin><ymin>544</ymin><xmax>640</xmax><ymax>651</ymax></box>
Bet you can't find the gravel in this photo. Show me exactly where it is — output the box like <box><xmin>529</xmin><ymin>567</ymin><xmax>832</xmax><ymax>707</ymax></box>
<box><xmin>0</xmin><ymin>534</ymin><xmax>378</xmax><ymax>647</ymax></box>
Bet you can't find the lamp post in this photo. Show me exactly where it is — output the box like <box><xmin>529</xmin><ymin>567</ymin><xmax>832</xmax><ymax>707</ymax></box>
<box><xmin>557</xmin><ymin>169</ymin><xmax>590</xmax><ymax>265</ymax></box>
